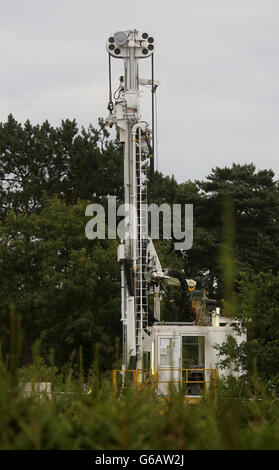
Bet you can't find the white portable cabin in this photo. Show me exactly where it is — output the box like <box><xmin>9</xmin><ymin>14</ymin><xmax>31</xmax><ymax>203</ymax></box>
<box><xmin>145</xmin><ymin>316</ymin><xmax>246</xmax><ymax>396</ymax></box>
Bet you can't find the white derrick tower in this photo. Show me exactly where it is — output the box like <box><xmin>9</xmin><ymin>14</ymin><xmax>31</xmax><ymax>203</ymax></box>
<box><xmin>106</xmin><ymin>30</ymin><xmax>155</xmax><ymax>370</ymax></box>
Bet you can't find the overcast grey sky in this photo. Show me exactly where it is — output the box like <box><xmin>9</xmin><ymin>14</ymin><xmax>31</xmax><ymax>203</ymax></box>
<box><xmin>1</xmin><ymin>0</ymin><xmax>278</xmax><ymax>182</ymax></box>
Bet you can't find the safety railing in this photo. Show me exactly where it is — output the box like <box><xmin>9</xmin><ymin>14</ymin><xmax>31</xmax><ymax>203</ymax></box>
<box><xmin>112</xmin><ymin>369</ymin><xmax>158</xmax><ymax>393</ymax></box>
<box><xmin>156</xmin><ymin>368</ymin><xmax>217</xmax><ymax>386</ymax></box>
<box><xmin>112</xmin><ymin>368</ymin><xmax>217</xmax><ymax>396</ymax></box>
<box><xmin>156</xmin><ymin>368</ymin><xmax>217</xmax><ymax>399</ymax></box>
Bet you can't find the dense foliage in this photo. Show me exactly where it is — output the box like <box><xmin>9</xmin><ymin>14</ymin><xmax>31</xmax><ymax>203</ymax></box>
<box><xmin>0</xmin><ymin>353</ymin><xmax>279</xmax><ymax>450</ymax></box>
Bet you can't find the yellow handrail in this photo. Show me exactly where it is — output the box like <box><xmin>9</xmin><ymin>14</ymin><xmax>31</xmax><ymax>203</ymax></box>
<box><xmin>112</xmin><ymin>368</ymin><xmax>217</xmax><ymax>394</ymax></box>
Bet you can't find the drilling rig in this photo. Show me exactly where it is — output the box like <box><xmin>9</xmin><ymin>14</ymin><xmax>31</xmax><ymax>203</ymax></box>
<box><xmin>105</xmin><ymin>30</ymin><xmax>246</xmax><ymax>396</ymax></box>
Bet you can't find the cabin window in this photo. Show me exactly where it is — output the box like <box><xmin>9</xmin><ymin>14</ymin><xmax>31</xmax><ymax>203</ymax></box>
<box><xmin>182</xmin><ymin>336</ymin><xmax>204</xmax><ymax>368</ymax></box>
<box><xmin>159</xmin><ymin>338</ymin><xmax>179</xmax><ymax>366</ymax></box>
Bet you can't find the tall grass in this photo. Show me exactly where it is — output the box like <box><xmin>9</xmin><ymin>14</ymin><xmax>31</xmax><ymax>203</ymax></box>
<box><xmin>1</xmin><ymin>344</ymin><xmax>279</xmax><ymax>450</ymax></box>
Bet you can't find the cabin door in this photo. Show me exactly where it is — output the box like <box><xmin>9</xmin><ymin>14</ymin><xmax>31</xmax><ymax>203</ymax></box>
<box><xmin>157</xmin><ymin>336</ymin><xmax>181</xmax><ymax>394</ymax></box>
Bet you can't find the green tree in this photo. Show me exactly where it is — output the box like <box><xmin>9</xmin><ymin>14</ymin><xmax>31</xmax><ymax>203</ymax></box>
<box><xmin>195</xmin><ymin>163</ymin><xmax>279</xmax><ymax>295</ymax></box>
<box><xmin>216</xmin><ymin>271</ymin><xmax>279</xmax><ymax>388</ymax></box>
<box><xmin>0</xmin><ymin>115</ymin><xmax>123</xmax><ymax>217</ymax></box>
<box><xmin>0</xmin><ymin>196</ymin><xmax>120</xmax><ymax>371</ymax></box>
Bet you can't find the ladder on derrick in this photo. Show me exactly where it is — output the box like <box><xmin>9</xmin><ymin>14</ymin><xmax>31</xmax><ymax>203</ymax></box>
<box><xmin>135</xmin><ymin>129</ymin><xmax>149</xmax><ymax>366</ymax></box>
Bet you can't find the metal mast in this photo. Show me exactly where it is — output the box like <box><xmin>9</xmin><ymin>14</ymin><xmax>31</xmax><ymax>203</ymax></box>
<box><xmin>105</xmin><ymin>30</ymin><xmax>155</xmax><ymax>371</ymax></box>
